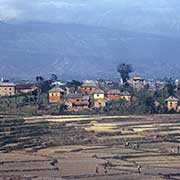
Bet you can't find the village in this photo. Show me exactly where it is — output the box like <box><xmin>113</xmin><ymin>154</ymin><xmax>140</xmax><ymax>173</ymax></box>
<box><xmin>0</xmin><ymin>73</ymin><xmax>179</xmax><ymax>115</ymax></box>
<box><xmin>1</xmin><ymin>67</ymin><xmax>180</xmax><ymax>180</ymax></box>
<box><xmin>1</xmin><ymin>1</ymin><xmax>180</xmax><ymax>179</ymax></box>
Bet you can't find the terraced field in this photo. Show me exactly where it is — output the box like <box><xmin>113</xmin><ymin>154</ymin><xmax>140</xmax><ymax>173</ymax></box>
<box><xmin>1</xmin><ymin>115</ymin><xmax>180</xmax><ymax>179</ymax></box>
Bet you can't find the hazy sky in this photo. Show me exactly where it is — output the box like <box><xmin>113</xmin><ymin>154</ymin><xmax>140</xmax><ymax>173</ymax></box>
<box><xmin>1</xmin><ymin>0</ymin><xmax>180</xmax><ymax>34</ymax></box>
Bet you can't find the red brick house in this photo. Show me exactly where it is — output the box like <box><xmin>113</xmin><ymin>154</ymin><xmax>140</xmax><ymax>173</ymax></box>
<box><xmin>65</xmin><ymin>94</ymin><xmax>90</xmax><ymax>111</ymax></box>
<box><xmin>106</xmin><ymin>90</ymin><xmax>121</xmax><ymax>101</ymax></box>
<box><xmin>48</xmin><ymin>87</ymin><xmax>65</xmax><ymax>103</ymax></box>
<box><xmin>80</xmin><ymin>81</ymin><xmax>98</xmax><ymax>95</ymax></box>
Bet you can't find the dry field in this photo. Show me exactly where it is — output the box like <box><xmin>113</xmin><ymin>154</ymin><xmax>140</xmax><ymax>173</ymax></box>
<box><xmin>1</xmin><ymin>114</ymin><xmax>180</xmax><ymax>180</ymax></box>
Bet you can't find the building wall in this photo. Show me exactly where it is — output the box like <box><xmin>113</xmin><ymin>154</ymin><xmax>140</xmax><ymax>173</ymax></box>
<box><xmin>16</xmin><ymin>87</ymin><xmax>37</xmax><ymax>94</ymax></box>
<box><xmin>106</xmin><ymin>94</ymin><xmax>121</xmax><ymax>101</ymax></box>
<box><xmin>0</xmin><ymin>86</ymin><xmax>15</xmax><ymax>96</ymax></box>
<box><xmin>66</xmin><ymin>97</ymin><xmax>90</xmax><ymax>111</ymax></box>
<box><xmin>80</xmin><ymin>87</ymin><xmax>97</xmax><ymax>94</ymax></box>
<box><xmin>132</xmin><ymin>80</ymin><xmax>145</xmax><ymax>91</ymax></box>
<box><xmin>121</xmin><ymin>95</ymin><xmax>131</xmax><ymax>102</ymax></box>
<box><xmin>72</xmin><ymin>105</ymin><xmax>89</xmax><ymax>112</ymax></box>
<box><xmin>93</xmin><ymin>93</ymin><xmax>104</xmax><ymax>100</ymax></box>
<box><xmin>49</xmin><ymin>92</ymin><xmax>62</xmax><ymax>103</ymax></box>
<box><xmin>67</xmin><ymin>97</ymin><xmax>85</xmax><ymax>103</ymax></box>
<box><xmin>166</xmin><ymin>101</ymin><xmax>178</xmax><ymax>111</ymax></box>
<box><xmin>94</xmin><ymin>99</ymin><xmax>106</xmax><ymax>108</ymax></box>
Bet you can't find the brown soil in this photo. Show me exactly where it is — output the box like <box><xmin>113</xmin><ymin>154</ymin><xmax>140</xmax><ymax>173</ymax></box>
<box><xmin>1</xmin><ymin>114</ymin><xmax>180</xmax><ymax>180</ymax></box>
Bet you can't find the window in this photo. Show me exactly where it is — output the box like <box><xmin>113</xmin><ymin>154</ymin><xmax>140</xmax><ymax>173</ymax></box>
<box><xmin>170</xmin><ymin>102</ymin><xmax>173</xmax><ymax>107</ymax></box>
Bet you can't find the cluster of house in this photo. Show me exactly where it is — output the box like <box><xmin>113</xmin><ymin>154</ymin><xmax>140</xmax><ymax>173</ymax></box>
<box><xmin>0</xmin><ymin>82</ymin><xmax>38</xmax><ymax>97</ymax></box>
<box><xmin>48</xmin><ymin>77</ymin><xmax>180</xmax><ymax>112</ymax></box>
<box><xmin>48</xmin><ymin>81</ymin><xmax>132</xmax><ymax>111</ymax></box>
<box><xmin>0</xmin><ymin>76</ymin><xmax>180</xmax><ymax>113</ymax></box>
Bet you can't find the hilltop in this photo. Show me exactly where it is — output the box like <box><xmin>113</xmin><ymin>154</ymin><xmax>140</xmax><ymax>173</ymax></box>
<box><xmin>1</xmin><ymin>22</ymin><xmax>180</xmax><ymax>80</ymax></box>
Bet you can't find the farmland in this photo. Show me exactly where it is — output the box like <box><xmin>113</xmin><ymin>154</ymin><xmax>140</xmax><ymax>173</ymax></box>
<box><xmin>1</xmin><ymin>115</ymin><xmax>180</xmax><ymax>180</ymax></box>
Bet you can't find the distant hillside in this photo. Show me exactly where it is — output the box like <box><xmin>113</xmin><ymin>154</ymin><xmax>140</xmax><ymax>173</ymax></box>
<box><xmin>1</xmin><ymin>22</ymin><xmax>180</xmax><ymax>80</ymax></box>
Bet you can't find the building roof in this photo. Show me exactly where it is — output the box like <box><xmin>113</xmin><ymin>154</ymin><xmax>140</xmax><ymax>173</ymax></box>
<box><xmin>73</xmin><ymin>102</ymin><xmax>89</xmax><ymax>106</ymax></box>
<box><xmin>165</xmin><ymin>96</ymin><xmax>178</xmax><ymax>102</ymax></box>
<box><xmin>132</xmin><ymin>76</ymin><xmax>144</xmax><ymax>81</ymax></box>
<box><xmin>51</xmin><ymin>81</ymin><xmax>65</xmax><ymax>86</ymax></box>
<box><xmin>107</xmin><ymin>89</ymin><xmax>121</xmax><ymax>94</ymax></box>
<box><xmin>49</xmin><ymin>87</ymin><xmax>65</xmax><ymax>93</ymax></box>
<box><xmin>66</xmin><ymin>93</ymin><xmax>89</xmax><ymax>100</ymax></box>
<box><xmin>66</xmin><ymin>93</ymin><xmax>83</xmax><ymax>99</ymax></box>
<box><xmin>94</xmin><ymin>89</ymin><xmax>104</xmax><ymax>94</ymax></box>
<box><xmin>0</xmin><ymin>82</ymin><xmax>15</xmax><ymax>87</ymax></box>
<box><xmin>82</xmin><ymin>81</ymin><xmax>97</xmax><ymax>88</ymax></box>
<box><xmin>121</xmin><ymin>91</ymin><xmax>131</xmax><ymax>96</ymax></box>
<box><xmin>16</xmin><ymin>83</ymin><xmax>37</xmax><ymax>90</ymax></box>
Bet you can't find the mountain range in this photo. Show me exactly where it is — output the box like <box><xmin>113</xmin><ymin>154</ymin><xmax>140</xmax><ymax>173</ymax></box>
<box><xmin>1</xmin><ymin>22</ymin><xmax>180</xmax><ymax>80</ymax></box>
<box><xmin>3</xmin><ymin>0</ymin><xmax>180</xmax><ymax>36</ymax></box>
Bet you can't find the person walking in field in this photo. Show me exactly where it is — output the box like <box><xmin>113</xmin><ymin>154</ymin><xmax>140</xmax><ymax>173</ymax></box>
<box><xmin>50</xmin><ymin>159</ymin><xmax>58</xmax><ymax>166</ymax></box>
<box><xmin>104</xmin><ymin>163</ymin><xmax>108</xmax><ymax>174</ymax></box>
<box><xmin>137</xmin><ymin>164</ymin><xmax>142</xmax><ymax>174</ymax></box>
<box><xmin>136</xmin><ymin>142</ymin><xmax>140</xmax><ymax>149</ymax></box>
<box><xmin>125</xmin><ymin>141</ymin><xmax>130</xmax><ymax>147</ymax></box>
<box><xmin>177</xmin><ymin>146</ymin><xmax>180</xmax><ymax>154</ymax></box>
<box><xmin>96</xmin><ymin>166</ymin><xmax>99</xmax><ymax>174</ymax></box>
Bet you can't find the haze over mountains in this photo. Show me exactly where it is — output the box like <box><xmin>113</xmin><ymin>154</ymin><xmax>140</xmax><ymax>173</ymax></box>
<box><xmin>1</xmin><ymin>0</ymin><xmax>180</xmax><ymax>80</ymax></box>
<box><xmin>2</xmin><ymin>0</ymin><xmax>180</xmax><ymax>35</ymax></box>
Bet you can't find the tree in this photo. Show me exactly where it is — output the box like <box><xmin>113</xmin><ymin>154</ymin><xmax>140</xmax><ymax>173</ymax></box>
<box><xmin>35</xmin><ymin>76</ymin><xmax>51</xmax><ymax>93</ymax></box>
<box><xmin>117</xmin><ymin>63</ymin><xmax>133</xmax><ymax>84</ymax></box>
<box><xmin>36</xmin><ymin>76</ymin><xmax>44</xmax><ymax>83</ymax></box>
<box><xmin>144</xmin><ymin>96</ymin><xmax>156</xmax><ymax>114</ymax></box>
<box><xmin>67</xmin><ymin>80</ymin><xmax>82</xmax><ymax>87</ymax></box>
<box><xmin>66</xmin><ymin>80</ymin><xmax>82</xmax><ymax>91</ymax></box>
<box><xmin>50</xmin><ymin>74</ymin><xmax>58</xmax><ymax>82</ymax></box>
<box><xmin>164</xmin><ymin>78</ymin><xmax>176</xmax><ymax>96</ymax></box>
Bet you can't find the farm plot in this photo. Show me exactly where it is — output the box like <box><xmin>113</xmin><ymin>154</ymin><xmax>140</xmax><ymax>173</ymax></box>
<box><xmin>1</xmin><ymin>114</ymin><xmax>180</xmax><ymax>180</ymax></box>
<box><xmin>45</xmin><ymin>115</ymin><xmax>180</xmax><ymax>180</ymax></box>
<box><xmin>0</xmin><ymin>152</ymin><xmax>63</xmax><ymax>179</ymax></box>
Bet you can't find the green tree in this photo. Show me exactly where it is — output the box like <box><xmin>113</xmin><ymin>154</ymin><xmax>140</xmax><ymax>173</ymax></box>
<box><xmin>36</xmin><ymin>76</ymin><xmax>44</xmax><ymax>83</ymax></box>
<box><xmin>35</xmin><ymin>76</ymin><xmax>51</xmax><ymax>93</ymax></box>
<box><xmin>67</xmin><ymin>80</ymin><xmax>82</xmax><ymax>87</ymax></box>
<box><xmin>165</xmin><ymin>79</ymin><xmax>176</xmax><ymax>96</ymax></box>
<box><xmin>50</xmin><ymin>74</ymin><xmax>58</xmax><ymax>82</ymax></box>
<box><xmin>117</xmin><ymin>63</ymin><xmax>133</xmax><ymax>84</ymax></box>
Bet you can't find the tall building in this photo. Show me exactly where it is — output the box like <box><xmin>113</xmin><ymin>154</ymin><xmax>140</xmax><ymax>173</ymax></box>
<box><xmin>129</xmin><ymin>76</ymin><xmax>146</xmax><ymax>91</ymax></box>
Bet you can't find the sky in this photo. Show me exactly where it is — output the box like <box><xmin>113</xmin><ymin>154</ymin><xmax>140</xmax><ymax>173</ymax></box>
<box><xmin>1</xmin><ymin>0</ymin><xmax>180</xmax><ymax>34</ymax></box>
